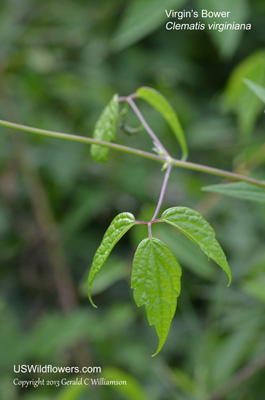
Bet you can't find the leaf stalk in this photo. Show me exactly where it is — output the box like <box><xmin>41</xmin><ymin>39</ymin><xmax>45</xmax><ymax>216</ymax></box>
<box><xmin>151</xmin><ymin>163</ymin><xmax>172</xmax><ymax>221</ymax></box>
<box><xmin>148</xmin><ymin>222</ymin><xmax>152</xmax><ymax>238</ymax></box>
<box><xmin>120</xmin><ymin>96</ymin><xmax>169</xmax><ymax>157</ymax></box>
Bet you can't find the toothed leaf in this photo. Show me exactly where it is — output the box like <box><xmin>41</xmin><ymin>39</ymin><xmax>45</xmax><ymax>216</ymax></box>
<box><xmin>90</xmin><ymin>94</ymin><xmax>119</xmax><ymax>162</ymax></box>
<box><xmin>88</xmin><ymin>212</ymin><xmax>135</xmax><ymax>306</ymax></box>
<box><xmin>131</xmin><ymin>238</ymin><xmax>182</xmax><ymax>356</ymax></box>
<box><xmin>162</xmin><ymin>207</ymin><xmax>231</xmax><ymax>285</ymax></box>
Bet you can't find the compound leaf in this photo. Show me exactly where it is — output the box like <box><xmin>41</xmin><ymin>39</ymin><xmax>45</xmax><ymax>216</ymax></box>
<box><xmin>136</xmin><ymin>86</ymin><xmax>188</xmax><ymax>160</ymax></box>
<box><xmin>202</xmin><ymin>181</ymin><xmax>265</xmax><ymax>204</ymax></box>
<box><xmin>131</xmin><ymin>238</ymin><xmax>182</xmax><ymax>356</ymax></box>
<box><xmin>162</xmin><ymin>207</ymin><xmax>231</xmax><ymax>285</ymax></box>
<box><xmin>90</xmin><ymin>94</ymin><xmax>119</xmax><ymax>162</ymax></box>
<box><xmin>88</xmin><ymin>212</ymin><xmax>135</xmax><ymax>306</ymax></box>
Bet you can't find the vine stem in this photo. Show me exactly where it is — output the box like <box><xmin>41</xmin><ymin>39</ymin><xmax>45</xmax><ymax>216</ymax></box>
<box><xmin>0</xmin><ymin>118</ymin><xmax>265</xmax><ymax>189</ymax></box>
<box><xmin>148</xmin><ymin>223</ymin><xmax>152</xmax><ymax>238</ymax></box>
<box><xmin>122</xmin><ymin>96</ymin><xmax>170</xmax><ymax>157</ymax></box>
<box><xmin>151</xmin><ymin>163</ymin><xmax>172</xmax><ymax>221</ymax></box>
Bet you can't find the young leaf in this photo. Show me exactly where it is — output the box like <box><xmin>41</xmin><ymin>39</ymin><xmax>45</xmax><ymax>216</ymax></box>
<box><xmin>244</xmin><ymin>79</ymin><xmax>265</xmax><ymax>104</ymax></box>
<box><xmin>90</xmin><ymin>94</ymin><xmax>119</xmax><ymax>162</ymax></box>
<box><xmin>202</xmin><ymin>182</ymin><xmax>265</xmax><ymax>204</ymax></box>
<box><xmin>162</xmin><ymin>207</ymin><xmax>231</xmax><ymax>285</ymax></box>
<box><xmin>88</xmin><ymin>212</ymin><xmax>135</xmax><ymax>307</ymax></box>
<box><xmin>131</xmin><ymin>238</ymin><xmax>182</xmax><ymax>356</ymax></box>
<box><xmin>136</xmin><ymin>86</ymin><xmax>188</xmax><ymax>160</ymax></box>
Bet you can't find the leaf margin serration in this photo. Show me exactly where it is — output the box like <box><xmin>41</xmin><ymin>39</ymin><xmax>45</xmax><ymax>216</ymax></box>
<box><xmin>90</xmin><ymin>93</ymin><xmax>119</xmax><ymax>162</ymax></box>
<box><xmin>88</xmin><ymin>212</ymin><xmax>135</xmax><ymax>307</ymax></box>
<box><xmin>161</xmin><ymin>206</ymin><xmax>231</xmax><ymax>285</ymax></box>
<box><xmin>131</xmin><ymin>237</ymin><xmax>182</xmax><ymax>356</ymax></box>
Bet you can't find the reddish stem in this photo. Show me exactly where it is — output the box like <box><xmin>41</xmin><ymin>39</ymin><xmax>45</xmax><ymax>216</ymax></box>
<box><xmin>151</xmin><ymin>163</ymin><xmax>172</xmax><ymax>221</ymax></box>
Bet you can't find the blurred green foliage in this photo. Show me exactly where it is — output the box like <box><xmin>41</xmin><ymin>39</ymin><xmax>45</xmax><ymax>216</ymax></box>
<box><xmin>0</xmin><ymin>1</ymin><xmax>265</xmax><ymax>400</ymax></box>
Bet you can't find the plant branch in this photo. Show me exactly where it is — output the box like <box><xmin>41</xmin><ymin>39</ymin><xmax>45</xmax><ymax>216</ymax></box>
<box><xmin>170</xmin><ymin>158</ymin><xmax>265</xmax><ymax>188</ymax></box>
<box><xmin>148</xmin><ymin>223</ymin><xmax>152</xmax><ymax>238</ymax></box>
<box><xmin>0</xmin><ymin>118</ymin><xmax>165</xmax><ymax>163</ymax></box>
<box><xmin>0</xmin><ymin>118</ymin><xmax>265</xmax><ymax>189</ymax></box>
<box><xmin>151</xmin><ymin>163</ymin><xmax>172</xmax><ymax>221</ymax></box>
<box><xmin>122</xmin><ymin>96</ymin><xmax>170</xmax><ymax>157</ymax></box>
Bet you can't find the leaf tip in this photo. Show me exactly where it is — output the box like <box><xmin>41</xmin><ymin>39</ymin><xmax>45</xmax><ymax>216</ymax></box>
<box><xmin>88</xmin><ymin>292</ymin><xmax>98</xmax><ymax>308</ymax></box>
<box><xmin>151</xmin><ymin>341</ymin><xmax>164</xmax><ymax>357</ymax></box>
<box><xmin>151</xmin><ymin>347</ymin><xmax>162</xmax><ymax>357</ymax></box>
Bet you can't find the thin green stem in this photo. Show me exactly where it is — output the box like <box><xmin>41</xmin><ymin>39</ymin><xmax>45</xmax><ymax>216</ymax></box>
<box><xmin>0</xmin><ymin>119</ymin><xmax>164</xmax><ymax>163</ymax></box>
<box><xmin>0</xmin><ymin>118</ymin><xmax>265</xmax><ymax>189</ymax></box>
<box><xmin>170</xmin><ymin>158</ymin><xmax>265</xmax><ymax>188</ymax></box>
<box><xmin>151</xmin><ymin>163</ymin><xmax>172</xmax><ymax>221</ymax></box>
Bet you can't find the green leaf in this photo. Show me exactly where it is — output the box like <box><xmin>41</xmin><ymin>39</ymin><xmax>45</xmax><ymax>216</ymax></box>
<box><xmin>244</xmin><ymin>79</ymin><xmax>265</xmax><ymax>103</ymax></box>
<box><xmin>131</xmin><ymin>238</ymin><xmax>182</xmax><ymax>356</ymax></box>
<box><xmin>202</xmin><ymin>182</ymin><xmax>265</xmax><ymax>204</ymax></box>
<box><xmin>87</xmin><ymin>212</ymin><xmax>135</xmax><ymax>306</ymax></box>
<box><xmin>90</xmin><ymin>94</ymin><xmax>119</xmax><ymax>162</ymax></box>
<box><xmin>157</xmin><ymin>226</ymin><xmax>216</xmax><ymax>280</ymax></box>
<box><xmin>161</xmin><ymin>207</ymin><xmax>231</xmax><ymax>285</ymax></box>
<box><xmin>111</xmin><ymin>0</ymin><xmax>187</xmax><ymax>51</ymax></box>
<box><xmin>224</xmin><ymin>51</ymin><xmax>265</xmax><ymax>139</ymax></box>
<box><xmin>136</xmin><ymin>86</ymin><xmax>188</xmax><ymax>160</ymax></box>
<box><xmin>198</xmin><ymin>0</ymin><xmax>249</xmax><ymax>58</ymax></box>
